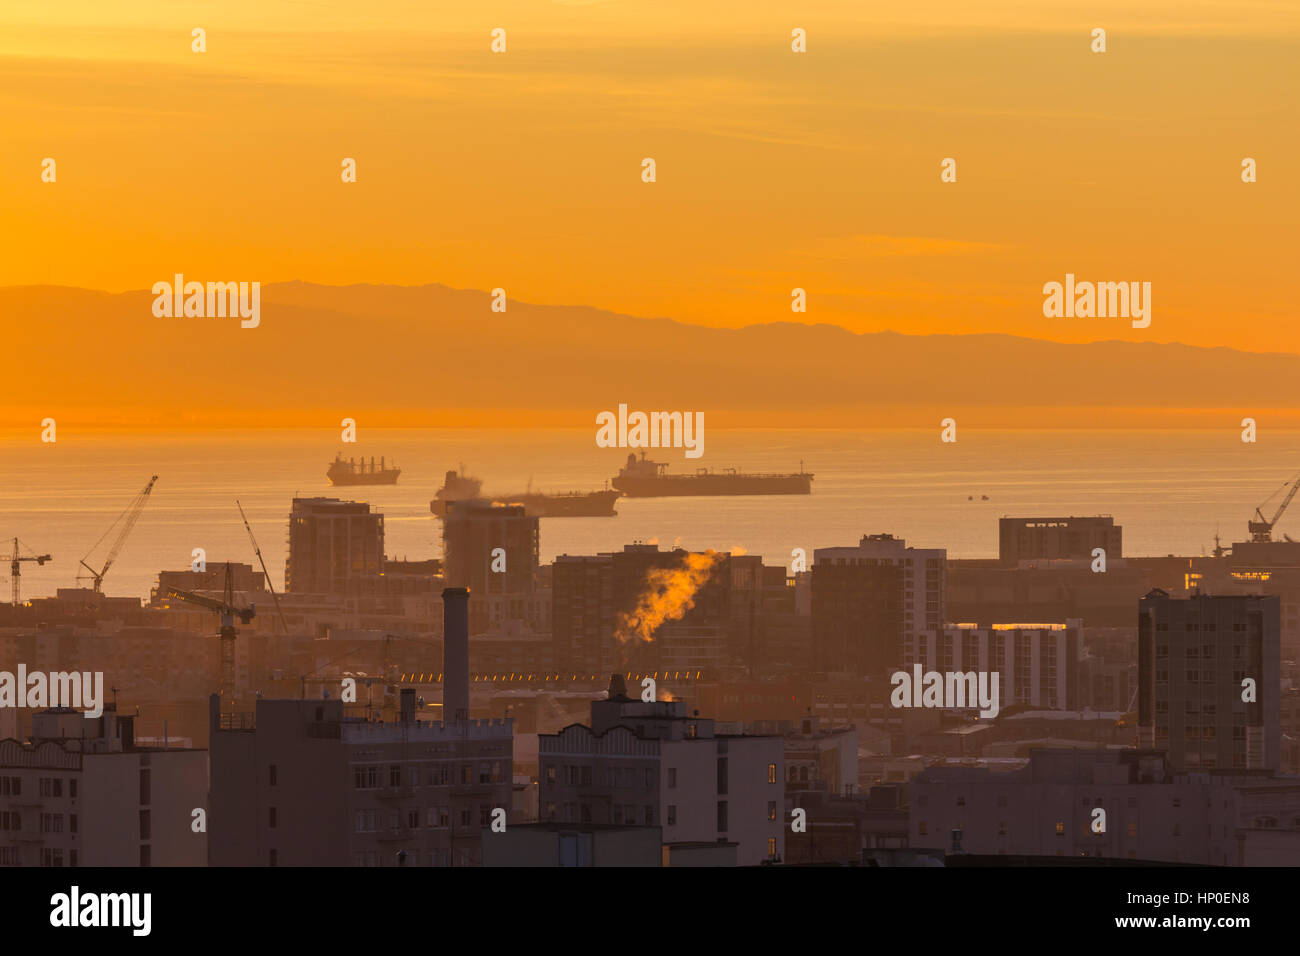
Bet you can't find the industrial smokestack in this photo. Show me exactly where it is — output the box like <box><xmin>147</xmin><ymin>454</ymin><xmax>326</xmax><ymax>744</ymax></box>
<box><xmin>443</xmin><ymin>587</ymin><xmax>470</xmax><ymax>724</ymax></box>
<box><xmin>608</xmin><ymin>673</ymin><xmax>628</xmax><ymax>700</ymax></box>
<box><xmin>400</xmin><ymin>688</ymin><xmax>416</xmax><ymax>724</ymax></box>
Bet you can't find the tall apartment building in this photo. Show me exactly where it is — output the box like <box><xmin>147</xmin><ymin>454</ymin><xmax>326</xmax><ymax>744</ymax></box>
<box><xmin>813</xmin><ymin>534</ymin><xmax>945</xmax><ymax>677</ymax></box>
<box><xmin>907</xmin><ymin>625</ymin><xmax>1080</xmax><ymax>710</ymax></box>
<box><xmin>441</xmin><ymin>502</ymin><xmax>538</xmax><ymax>638</ymax></box>
<box><xmin>999</xmin><ymin>516</ymin><xmax>1122</xmax><ymax>566</ymax></box>
<box><xmin>0</xmin><ymin>706</ymin><xmax>207</xmax><ymax>867</ymax></box>
<box><xmin>1138</xmin><ymin>590</ymin><xmax>1280</xmax><ymax>772</ymax></box>
<box><xmin>538</xmin><ymin>676</ymin><xmax>784</xmax><ymax>866</ymax></box>
<box><xmin>285</xmin><ymin>497</ymin><xmax>384</xmax><ymax>598</ymax></box>
<box><xmin>209</xmin><ymin>588</ymin><xmax>513</xmax><ymax>866</ymax></box>
<box><xmin>551</xmin><ymin>544</ymin><xmax>733</xmax><ymax>676</ymax></box>
<box><xmin>910</xmin><ymin>749</ymin><xmax>1239</xmax><ymax>865</ymax></box>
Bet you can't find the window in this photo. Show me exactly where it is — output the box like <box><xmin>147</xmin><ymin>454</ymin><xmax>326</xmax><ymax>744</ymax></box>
<box><xmin>667</xmin><ymin>805</ymin><xmax>677</xmax><ymax>825</ymax></box>
<box><xmin>354</xmin><ymin>766</ymin><xmax>380</xmax><ymax>789</ymax></box>
<box><xmin>668</xmin><ymin>768</ymin><xmax>677</xmax><ymax>789</ymax></box>
<box><xmin>1055</xmin><ymin>821</ymin><xmax>1065</xmax><ymax>836</ymax></box>
<box><xmin>268</xmin><ymin>807</ymin><xmax>277</xmax><ymax>829</ymax></box>
<box><xmin>356</xmin><ymin>809</ymin><xmax>378</xmax><ymax>832</ymax></box>
<box><xmin>389</xmin><ymin>765</ymin><xmax>402</xmax><ymax>787</ymax></box>
<box><xmin>767</xmin><ymin>763</ymin><xmax>777</xmax><ymax>784</ymax></box>
<box><xmin>70</xmin><ymin>814</ymin><xmax>77</xmax><ymax>834</ymax></box>
<box><xmin>998</xmin><ymin>822</ymin><xmax>1006</xmax><ymax>836</ymax></box>
<box><xmin>69</xmin><ymin>780</ymin><xmax>77</xmax><ymax>799</ymax></box>
<box><xmin>767</xmin><ymin>837</ymin><xmax>776</xmax><ymax>859</ymax></box>
<box><xmin>139</xmin><ymin>809</ymin><xmax>151</xmax><ymax>840</ymax></box>
<box><xmin>545</xmin><ymin>765</ymin><xmax>556</xmax><ymax>785</ymax></box>
<box><xmin>717</xmin><ymin>801</ymin><xmax>728</xmax><ymax>832</ymax></box>
<box><xmin>268</xmin><ymin>765</ymin><xmax>277</xmax><ymax>787</ymax></box>
<box><xmin>919</xmin><ymin>821</ymin><xmax>928</xmax><ymax>835</ymax></box>
<box><xmin>768</xmin><ymin>801</ymin><xmax>777</xmax><ymax>822</ymax></box>
<box><xmin>139</xmin><ymin>845</ymin><xmax>151</xmax><ymax>867</ymax></box>
<box><xmin>269</xmin><ymin>849</ymin><xmax>277</xmax><ymax>867</ymax></box>
<box><xmin>139</xmin><ymin>769</ymin><xmax>150</xmax><ymax>805</ymax></box>
<box><xmin>407</xmin><ymin>809</ymin><xmax>419</xmax><ymax>829</ymax></box>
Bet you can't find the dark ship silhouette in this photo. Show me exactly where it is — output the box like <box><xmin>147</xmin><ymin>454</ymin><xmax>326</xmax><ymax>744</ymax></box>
<box><xmin>327</xmin><ymin>453</ymin><xmax>400</xmax><ymax>486</ymax></box>
<box><xmin>430</xmin><ymin>469</ymin><xmax>619</xmax><ymax>517</ymax></box>
<box><xmin>611</xmin><ymin>452</ymin><xmax>813</xmax><ymax>497</ymax></box>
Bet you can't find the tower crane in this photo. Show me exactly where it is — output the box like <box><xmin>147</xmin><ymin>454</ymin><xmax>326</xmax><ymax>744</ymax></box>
<box><xmin>78</xmin><ymin>475</ymin><xmax>158</xmax><ymax>592</ymax></box>
<box><xmin>236</xmin><ymin>500</ymin><xmax>289</xmax><ymax>634</ymax></box>
<box><xmin>8</xmin><ymin>538</ymin><xmax>52</xmax><ymax>606</ymax></box>
<box><xmin>165</xmin><ymin>562</ymin><xmax>255</xmax><ymax>708</ymax></box>
<box><xmin>1248</xmin><ymin>470</ymin><xmax>1300</xmax><ymax>543</ymax></box>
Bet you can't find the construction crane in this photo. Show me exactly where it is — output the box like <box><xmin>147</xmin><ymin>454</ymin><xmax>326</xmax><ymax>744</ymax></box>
<box><xmin>1248</xmin><ymin>471</ymin><xmax>1300</xmax><ymax>543</ymax></box>
<box><xmin>236</xmin><ymin>500</ymin><xmax>289</xmax><ymax>634</ymax></box>
<box><xmin>78</xmin><ymin>475</ymin><xmax>158</xmax><ymax>592</ymax></box>
<box><xmin>165</xmin><ymin>562</ymin><xmax>254</xmax><ymax>708</ymax></box>
<box><xmin>8</xmin><ymin>538</ymin><xmax>51</xmax><ymax>607</ymax></box>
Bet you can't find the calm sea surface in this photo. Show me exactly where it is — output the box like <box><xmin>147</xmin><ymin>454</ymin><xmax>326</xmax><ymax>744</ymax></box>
<box><xmin>1</xmin><ymin>428</ymin><xmax>1296</xmax><ymax>602</ymax></box>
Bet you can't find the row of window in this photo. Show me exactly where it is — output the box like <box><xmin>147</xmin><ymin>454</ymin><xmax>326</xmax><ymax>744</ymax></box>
<box><xmin>352</xmin><ymin>762</ymin><xmax>505</xmax><ymax>790</ymax></box>
<box><xmin>0</xmin><ymin>777</ymin><xmax>80</xmax><ymax>799</ymax></box>
<box><xmin>352</xmin><ymin>848</ymin><xmax>478</xmax><ymax>867</ymax></box>
<box><xmin>917</xmin><ymin>820</ymin><xmax>1212</xmax><ymax>839</ymax></box>
<box><xmin>920</xmin><ymin>794</ymin><xmax>1233</xmax><ymax>809</ymax></box>
<box><xmin>542</xmin><ymin>763</ymin><xmax>780</xmax><ymax>788</ymax></box>
<box><xmin>40</xmin><ymin>812</ymin><xmax>77</xmax><ymax>834</ymax></box>
<box><xmin>355</xmin><ymin>806</ymin><xmax>499</xmax><ymax>832</ymax></box>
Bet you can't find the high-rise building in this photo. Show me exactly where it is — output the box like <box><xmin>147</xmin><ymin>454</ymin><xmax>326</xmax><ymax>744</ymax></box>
<box><xmin>441</xmin><ymin>502</ymin><xmax>540</xmax><ymax>635</ymax></box>
<box><xmin>441</xmin><ymin>501</ymin><xmax>538</xmax><ymax>597</ymax></box>
<box><xmin>908</xmin><ymin>624</ymin><xmax>1081</xmax><ymax>710</ymax></box>
<box><xmin>285</xmin><ymin>497</ymin><xmax>384</xmax><ymax>597</ymax></box>
<box><xmin>1138</xmin><ymin>590</ymin><xmax>1280</xmax><ymax>772</ymax></box>
<box><xmin>813</xmin><ymin>534</ymin><xmax>945</xmax><ymax>677</ymax></box>
<box><xmin>550</xmin><ymin>544</ymin><xmax>733</xmax><ymax>676</ymax></box>
<box><xmin>999</xmin><ymin>516</ymin><xmax>1122</xmax><ymax>567</ymax></box>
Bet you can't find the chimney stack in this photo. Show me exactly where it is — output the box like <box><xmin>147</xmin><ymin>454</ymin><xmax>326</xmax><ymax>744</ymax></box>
<box><xmin>400</xmin><ymin>688</ymin><xmax>416</xmax><ymax>724</ymax></box>
<box><xmin>443</xmin><ymin>587</ymin><xmax>470</xmax><ymax>723</ymax></box>
<box><xmin>608</xmin><ymin>673</ymin><xmax>628</xmax><ymax>700</ymax></box>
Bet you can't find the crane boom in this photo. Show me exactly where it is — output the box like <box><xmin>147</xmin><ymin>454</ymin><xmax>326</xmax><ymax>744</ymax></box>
<box><xmin>237</xmin><ymin>500</ymin><xmax>289</xmax><ymax>634</ymax></box>
<box><xmin>1249</xmin><ymin>471</ymin><xmax>1300</xmax><ymax>543</ymax></box>
<box><xmin>79</xmin><ymin>475</ymin><xmax>158</xmax><ymax>592</ymax></box>
<box><xmin>165</xmin><ymin>563</ymin><xmax>254</xmax><ymax>708</ymax></box>
<box><xmin>8</xmin><ymin>538</ymin><xmax>52</xmax><ymax>607</ymax></box>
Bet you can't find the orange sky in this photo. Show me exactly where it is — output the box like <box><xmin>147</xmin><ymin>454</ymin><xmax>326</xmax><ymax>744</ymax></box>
<box><xmin>1</xmin><ymin>0</ymin><xmax>1297</xmax><ymax>351</ymax></box>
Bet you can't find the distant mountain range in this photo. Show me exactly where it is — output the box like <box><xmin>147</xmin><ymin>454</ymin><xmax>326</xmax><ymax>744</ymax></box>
<box><xmin>4</xmin><ymin>282</ymin><xmax>1298</xmax><ymax>428</ymax></box>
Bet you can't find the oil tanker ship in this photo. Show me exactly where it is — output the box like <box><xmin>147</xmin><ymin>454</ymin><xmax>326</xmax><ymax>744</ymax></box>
<box><xmin>610</xmin><ymin>452</ymin><xmax>813</xmax><ymax>497</ymax></box>
<box><xmin>327</xmin><ymin>453</ymin><xmax>400</xmax><ymax>486</ymax></box>
<box><xmin>430</xmin><ymin>469</ymin><xmax>620</xmax><ymax>517</ymax></box>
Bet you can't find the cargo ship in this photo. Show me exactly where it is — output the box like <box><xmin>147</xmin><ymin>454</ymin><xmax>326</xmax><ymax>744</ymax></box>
<box><xmin>430</xmin><ymin>469</ymin><xmax>620</xmax><ymax>517</ymax></box>
<box><xmin>610</xmin><ymin>452</ymin><xmax>813</xmax><ymax>497</ymax></box>
<box><xmin>327</xmin><ymin>453</ymin><xmax>400</xmax><ymax>486</ymax></box>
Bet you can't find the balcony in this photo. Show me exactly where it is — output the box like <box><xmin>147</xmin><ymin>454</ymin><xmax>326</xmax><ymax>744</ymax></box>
<box><xmin>376</xmin><ymin>827</ymin><xmax>415</xmax><ymax>842</ymax></box>
<box><xmin>375</xmin><ymin>785</ymin><xmax>415</xmax><ymax>801</ymax></box>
